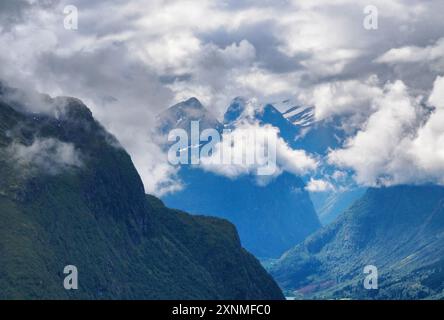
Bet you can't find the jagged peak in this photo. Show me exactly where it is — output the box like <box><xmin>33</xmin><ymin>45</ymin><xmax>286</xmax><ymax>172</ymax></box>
<box><xmin>224</xmin><ymin>96</ymin><xmax>255</xmax><ymax>124</ymax></box>
<box><xmin>184</xmin><ymin>97</ymin><xmax>201</xmax><ymax>105</ymax></box>
<box><xmin>157</xmin><ymin>97</ymin><xmax>222</xmax><ymax>135</ymax></box>
<box><xmin>170</xmin><ymin>97</ymin><xmax>205</xmax><ymax>111</ymax></box>
<box><xmin>282</xmin><ymin>105</ymin><xmax>315</xmax><ymax>128</ymax></box>
<box><xmin>52</xmin><ymin>96</ymin><xmax>94</xmax><ymax>122</ymax></box>
<box><xmin>262</xmin><ymin>103</ymin><xmax>281</xmax><ymax>114</ymax></box>
<box><xmin>231</xmin><ymin>96</ymin><xmax>248</xmax><ymax>104</ymax></box>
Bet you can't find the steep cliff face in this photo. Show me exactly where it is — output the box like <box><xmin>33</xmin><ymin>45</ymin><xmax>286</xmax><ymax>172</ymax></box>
<box><xmin>0</xmin><ymin>87</ymin><xmax>283</xmax><ymax>300</ymax></box>
<box><xmin>164</xmin><ymin>168</ymin><xmax>320</xmax><ymax>258</ymax></box>
<box><xmin>270</xmin><ymin>186</ymin><xmax>444</xmax><ymax>300</ymax></box>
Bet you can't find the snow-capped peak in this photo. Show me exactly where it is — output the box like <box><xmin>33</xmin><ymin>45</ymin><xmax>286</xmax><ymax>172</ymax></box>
<box><xmin>283</xmin><ymin>105</ymin><xmax>315</xmax><ymax>127</ymax></box>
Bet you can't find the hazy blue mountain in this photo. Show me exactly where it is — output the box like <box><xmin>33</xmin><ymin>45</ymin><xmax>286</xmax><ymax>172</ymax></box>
<box><xmin>223</xmin><ymin>96</ymin><xmax>246</xmax><ymax>124</ymax></box>
<box><xmin>277</xmin><ymin>99</ymin><xmax>366</xmax><ymax>225</ymax></box>
<box><xmin>282</xmin><ymin>104</ymin><xmax>315</xmax><ymax>129</ymax></box>
<box><xmin>0</xmin><ymin>84</ymin><xmax>283</xmax><ymax>299</ymax></box>
<box><xmin>161</xmin><ymin>97</ymin><xmax>321</xmax><ymax>258</ymax></box>
<box><xmin>164</xmin><ymin>168</ymin><xmax>320</xmax><ymax>258</ymax></box>
<box><xmin>157</xmin><ymin>97</ymin><xmax>222</xmax><ymax>135</ymax></box>
<box><xmin>270</xmin><ymin>186</ymin><xmax>444</xmax><ymax>300</ymax></box>
<box><xmin>224</xmin><ymin>97</ymin><xmax>299</xmax><ymax>143</ymax></box>
<box><xmin>310</xmin><ymin>188</ymin><xmax>367</xmax><ymax>225</ymax></box>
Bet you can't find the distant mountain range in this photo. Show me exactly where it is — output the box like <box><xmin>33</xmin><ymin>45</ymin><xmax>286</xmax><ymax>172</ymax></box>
<box><xmin>270</xmin><ymin>186</ymin><xmax>444</xmax><ymax>299</ymax></box>
<box><xmin>156</xmin><ymin>95</ymin><xmax>444</xmax><ymax>300</ymax></box>
<box><xmin>159</xmin><ymin>96</ymin><xmax>363</xmax><ymax>257</ymax></box>
<box><xmin>0</xmin><ymin>83</ymin><xmax>283</xmax><ymax>299</ymax></box>
<box><xmin>159</xmin><ymin>97</ymin><xmax>321</xmax><ymax>258</ymax></box>
<box><xmin>4</xmin><ymin>81</ymin><xmax>444</xmax><ymax>300</ymax></box>
<box><xmin>279</xmin><ymin>99</ymin><xmax>366</xmax><ymax>226</ymax></box>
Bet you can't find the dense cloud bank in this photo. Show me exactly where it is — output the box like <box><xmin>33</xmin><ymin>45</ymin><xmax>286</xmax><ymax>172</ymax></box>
<box><xmin>1</xmin><ymin>0</ymin><xmax>444</xmax><ymax>194</ymax></box>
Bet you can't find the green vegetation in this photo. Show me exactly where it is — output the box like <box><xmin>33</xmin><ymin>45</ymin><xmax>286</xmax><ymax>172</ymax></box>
<box><xmin>271</xmin><ymin>186</ymin><xmax>444</xmax><ymax>300</ymax></box>
<box><xmin>0</xmin><ymin>92</ymin><xmax>283</xmax><ymax>300</ymax></box>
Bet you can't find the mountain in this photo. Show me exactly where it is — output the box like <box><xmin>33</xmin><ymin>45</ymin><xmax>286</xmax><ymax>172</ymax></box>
<box><xmin>223</xmin><ymin>96</ymin><xmax>246</xmax><ymax>124</ymax></box>
<box><xmin>160</xmin><ymin>97</ymin><xmax>321</xmax><ymax>258</ymax></box>
<box><xmin>224</xmin><ymin>97</ymin><xmax>299</xmax><ymax>143</ymax></box>
<box><xmin>310</xmin><ymin>188</ymin><xmax>367</xmax><ymax>225</ymax></box>
<box><xmin>276</xmin><ymin>99</ymin><xmax>365</xmax><ymax>225</ymax></box>
<box><xmin>275</xmin><ymin>99</ymin><xmax>345</xmax><ymax>154</ymax></box>
<box><xmin>0</xmin><ymin>84</ymin><xmax>284</xmax><ymax>300</ymax></box>
<box><xmin>157</xmin><ymin>97</ymin><xmax>222</xmax><ymax>135</ymax></box>
<box><xmin>282</xmin><ymin>105</ymin><xmax>315</xmax><ymax>129</ymax></box>
<box><xmin>164</xmin><ymin>168</ymin><xmax>320</xmax><ymax>258</ymax></box>
<box><xmin>270</xmin><ymin>186</ymin><xmax>444</xmax><ymax>299</ymax></box>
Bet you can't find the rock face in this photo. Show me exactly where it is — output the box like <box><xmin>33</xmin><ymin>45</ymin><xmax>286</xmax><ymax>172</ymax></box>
<box><xmin>270</xmin><ymin>186</ymin><xmax>444</xmax><ymax>300</ymax></box>
<box><xmin>279</xmin><ymin>100</ymin><xmax>365</xmax><ymax>226</ymax></box>
<box><xmin>157</xmin><ymin>97</ymin><xmax>223</xmax><ymax>135</ymax></box>
<box><xmin>0</xmin><ymin>86</ymin><xmax>284</xmax><ymax>300</ymax></box>
<box><xmin>164</xmin><ymin>168</ymin><xmax>320</xmax><ymax>258</ymax></box>
<box><xmin>161</xmin><ymin>97</ymin><xmax>321</xmax><ymax>258</ymax></box>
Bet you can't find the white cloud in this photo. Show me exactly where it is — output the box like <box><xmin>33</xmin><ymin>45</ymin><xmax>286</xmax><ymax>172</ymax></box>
<box><xmin>200</xmin><ymin>119</ymin><xmax>317</xmax><ymax>182</ymax></box>
<box><xmin>235</xmin><ymin>68</ymin><xmax>297</xmax><ymax>97</ymax></box>
<box><xmin>376</xmin><ymin>38</ymin><xmax>444</xmax><ymax>65</ymax></box>
<box><xmin>306</xmin><ymin>178</ymin><xmax>335</xmax><ymax>192</ymax></box>
<box><xmin>328</xmin><ymin>77</ymin><xmax>444</xmax><ymax>187</ymax></box>
<box><xmin>298</xmin><ymin>76</ymin><xmax>383</xmax><ymax>121</ymax></box>
<box><xmin>7</xmin><ymin>138</ymin><xmax>82</xmax><ymax>174</ymax></box>
<box><xmin>428</xmin><ymin>76</ymin><xmax>444</xmax><ymax>109</ymax></box>
<box><xmin>2</xmin><ymin>0</ymin><xmax>444</xmax><ymax>195</ymax></box>
<box><xmin>403</xmin><ymin>76</ymin><xmax>444</xmax><ymax>184</ymax></box>
<box><xmin>128</xmin><ymin>134</ymin><xmax>183</xmax><ymax>196</ymax></box>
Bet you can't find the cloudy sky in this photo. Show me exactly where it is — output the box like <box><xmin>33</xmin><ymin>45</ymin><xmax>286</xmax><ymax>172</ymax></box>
<box><xmin>1</xmin><ymin>0</ymin><xmax>444</xmax><ymax>195</ymax></box>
